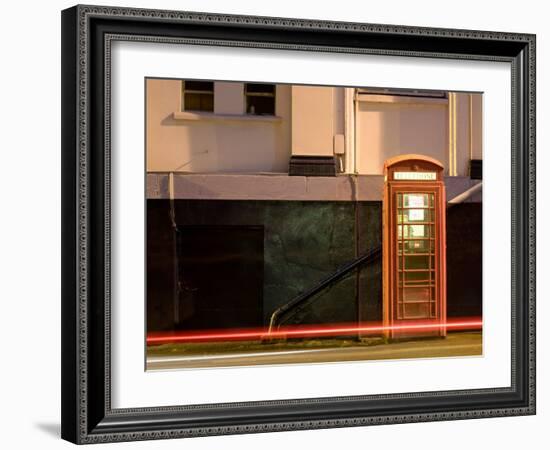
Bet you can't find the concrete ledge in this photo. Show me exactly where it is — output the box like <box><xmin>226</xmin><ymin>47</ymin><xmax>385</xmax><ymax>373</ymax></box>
<box><xmin>147</xmin><ymin>173</ymin><xmax>481</xmax><ymax>202</ymax></box>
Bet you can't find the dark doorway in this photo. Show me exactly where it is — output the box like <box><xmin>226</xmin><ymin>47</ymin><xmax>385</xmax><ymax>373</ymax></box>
<box><xmin>175</xmin><ymin>225</ymin><xmax>264</xmax><ymax>331</ymax></box>
<box><xmin>446</xmin><ymin>203</ymin><xmax>482</xmax><ymax>318</ymax></box>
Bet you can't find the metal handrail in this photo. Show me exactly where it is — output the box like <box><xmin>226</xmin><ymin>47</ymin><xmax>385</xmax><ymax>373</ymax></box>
<box><xmin>267</xmin><ymin>246</ymin><xmax>381</xmax><ymax>333</ymax></box>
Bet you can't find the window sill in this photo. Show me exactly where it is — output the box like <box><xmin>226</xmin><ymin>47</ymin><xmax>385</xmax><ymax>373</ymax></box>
<box><xmin>173</xmin><ymin>111</ymin><xmax>282</xmax><ymax>123</ymax></box>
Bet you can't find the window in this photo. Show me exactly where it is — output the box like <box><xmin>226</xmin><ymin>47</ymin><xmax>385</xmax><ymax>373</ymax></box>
<box><xmin>182</xmin><ymin>80</ymin><xmax>214</xmax><ymax>112</ymax></box>
<box><xmin>245</xmin><ymin>83</ymin><xmax>275</xmax><ymax>115</ymax></box>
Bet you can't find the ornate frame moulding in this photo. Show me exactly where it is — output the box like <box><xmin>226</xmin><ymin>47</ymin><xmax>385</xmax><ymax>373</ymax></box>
<box><xmin>61</xmin><ymin>4</ymin><xmax>535</xmax><ymax>444</ymax></box>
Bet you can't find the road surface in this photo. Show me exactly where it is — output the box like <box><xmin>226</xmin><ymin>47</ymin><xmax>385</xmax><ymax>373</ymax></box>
<box><xmin>147</xmin><ymin>332</ymin><xmax>481</xmax><ymax>370</ymax></box>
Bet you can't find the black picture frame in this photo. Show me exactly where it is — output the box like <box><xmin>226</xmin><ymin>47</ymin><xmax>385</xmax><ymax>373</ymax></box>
<box><xmin>61</xmin><ymin>4</ymin><xmax>536</xmax><ymax>444</ymax></box>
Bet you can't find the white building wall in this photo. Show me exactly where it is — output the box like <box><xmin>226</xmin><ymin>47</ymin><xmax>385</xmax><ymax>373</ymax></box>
<box><xmin>454</xmin><ymin>93</ymin><xmax>470</xmax><ymax>176</ymax></box>
<box><xmin>146</xmin><ymin>79</ymin><xmax>291</xmax><ymax>173</ymax></box>
<box><xmin>290</xmin><ymin>85</ymin><xmax>334</xmax><ymax>156</ymax></box>
<box><xmin>214</xmin><ymin>82</ymin><xmax>244</xmax><ymax>115</ymax></box>
<box><xmin>355</xmin><ymin>92</ymin><xmax>482</xmax><ymax>176</ymax></box>
<box><xmin>470</xmin><ymin>93</ymin><xmax>483</xmax><ymax>160</ymax></box>
<box><xmin>147</xmin><ymin>80</ymin><xmax>481</xmax><ymax>177</ymax></box>
<box><xmin>356</xmin><ymin>94</ymin><xmax>448</xmax><ymax>175</ymax></box>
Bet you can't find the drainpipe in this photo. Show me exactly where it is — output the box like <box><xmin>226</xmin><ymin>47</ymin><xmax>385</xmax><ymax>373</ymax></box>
<box><xmin>350</xmin><ymin>174</ymin><xmax>361</xmax><ymax>340</ymax></box>
<box><xmin>344</xmin><ymin>88</ymin><xmax>355</xmax><ymax>174</ymax></box>
<box><xmin>354</xmin><ymin>90</ymin><xmax>359</xmax><ymax>175</ymax></box>
<box><xmin>169</xmin><ymin>172</ymin><xmax>181</xmax><ymax>326</ymax></box>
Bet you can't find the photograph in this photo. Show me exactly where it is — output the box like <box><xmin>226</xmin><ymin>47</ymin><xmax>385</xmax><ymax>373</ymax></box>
<box><xmin>145</xmin><ymin>79</ymin><xmax>484</xmax><ymax>370</ymax></box>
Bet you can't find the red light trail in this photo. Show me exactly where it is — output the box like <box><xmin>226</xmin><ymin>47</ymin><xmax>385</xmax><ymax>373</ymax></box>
<box><xmin>147</xmin><ymin>317</ymin><xmax>482</xmax><ymax>345</ymax></box>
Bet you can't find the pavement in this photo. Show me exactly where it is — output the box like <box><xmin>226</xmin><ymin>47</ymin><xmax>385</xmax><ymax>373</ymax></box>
<box><xmin>146</xmin><ymin>331</ymin><xmax>482</xmax><ymax>370</ymax></box>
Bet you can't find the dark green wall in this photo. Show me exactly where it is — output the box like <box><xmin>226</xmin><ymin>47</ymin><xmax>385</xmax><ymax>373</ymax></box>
<box><xmin>147</xmin><ymin>199</ymin><xmax>481</xmax><ymax>332</ymax></box>
<box><xmin>147</xmin><ymin>200</ymin><xmax>177</xmax><ymax>331</ymax></box>
<box><xmin>147</xmin><ymin>200</ymin><xmax>380</xmax><ymax>331</ymax></box>
<box><xmin>446</xmin><ymin>203</ymin><xmax>483</xmax><ymax>318</ymax></box>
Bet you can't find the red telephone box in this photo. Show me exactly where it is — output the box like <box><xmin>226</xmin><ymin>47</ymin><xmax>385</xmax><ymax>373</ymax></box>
<box><xmin>382</xmin><ymin>154</ymin><xmax>446</xmax><ymax>339</ymax></box>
